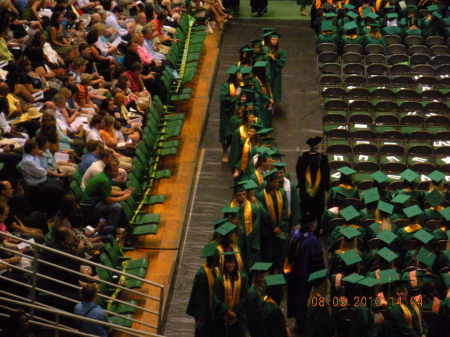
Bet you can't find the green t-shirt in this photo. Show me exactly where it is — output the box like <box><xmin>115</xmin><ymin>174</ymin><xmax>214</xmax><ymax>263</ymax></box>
<box><xmin>82</xmin><ymin>172</ymin><xmax>112</xmax><ymax>204</ymax></box>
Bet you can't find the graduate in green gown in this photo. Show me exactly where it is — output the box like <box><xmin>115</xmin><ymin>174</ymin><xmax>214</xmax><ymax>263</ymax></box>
<box><xmin>230</xmin><ymin>121</ymin><xmax>261</xmax><ymax>180</ymax></box>
<box><xmin>316</xmin><ymin>20</ymin><xmax>339</xmax><ymax>45</ymax></box>
<box><xmin>214</xmin><ymin>251</ymin><xmax>248</xmax><ymax>337</ymax></box>
<box><xmin>253</xmin><ymin>61</ymin><xmax>274</xmax><ymax>128</ymax></box>
<box><xmin>396</xmin><ymin>205</ymin><xmax>425</xmax><ymax>248</ymax></box>
<box><xmin>381</xmin><ymin>12</ymin><xmax>403</xmax><ymax>36</ymax></box>
<box><xmin>266</xmin><ymin>32</ymin><xmax>286</xmax><ymax>104</ymax></box>
<box><xmin>419</xmin><ymin>5</ymin><xmax>441</xmax><ymax>37</ymax></box>
<box><xmin>248</xmin><ymin>147</ymin><xmax>272</xmax><ymax>191</ymax></box>
<box><xmin>340</xmin><ymin>21</ymin><xmax>366</xmax><ymax>48</ymax></box>
<box><xmin>219</xmin><ymin>65</ymin><xmax>242</xmax><ymax>163</ymax></box>
<box><xmin>274</xmin><ymin>161</ymin><xmax>301</xmax><ymax>230</ymax></box>
<box><xmin>262</xmin><ymin>274</ymin><xmax>289</xmax><ymax>337</ymax></box>
<box><xmin>328</xmin><ymin>166</ymin><xmax>359</xmax><ymax>208</ymax></box>
<box><xmin>365</xmin><ymin>23</ymin><xmax>385</xmax><ymax>45</ymax></box>
<box><xmin>246</xmin><ymin>262</ymin><xmax>271</xmax><ymax>337</ymax></box>
<box><xmin>187</xmin><ymin>242</ymin><xmax>220</xmax><ymax>337</ymax></box>
<box><xmin>215</xmin><ymin>222</ymin><xmax>245</xmax><ymax>274</ymax></box>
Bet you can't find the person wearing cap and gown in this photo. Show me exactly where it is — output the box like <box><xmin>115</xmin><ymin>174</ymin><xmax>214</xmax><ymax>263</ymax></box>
<box><xmin>382</xmin><ymin>12</ymin><xmax>403</xmax><ymax>36</ymax></box>
<box><xmin>365</xmin><ymin>23</ymin><xmax>385</xmax><ymax>45</ymax></box>
<box><xmin>215</xmin><ymin>222</ymin><xmax>245</xmax><ymax>274</ymax></box>
<box><xmin>328</xmin><ymin>166</ymin><xmax>359</xmax><ymax>208</ymax></box>
<box><xmin>214</xmin><ymin>251</ymin><xmax>248</xmax><ymax>337</ymax></box>
<box><xmin>296</xmin><ymin>136</ymin><xmax>330</xmax><ymax>226</ymax></box>
<box><xmin>220</xmin><ymin>66</ymin><xmax>242</xmax><ymax>163</ymax></box>
<box><xmin>317</xmin><ymin>20</ymin><xmax>339</xmax><ymax>45</ymax></box>
<box><xmin>274</xmin><ymin>161</ymin><xmax>301</xmax><ymax>230</ymax></box>
<box><xmin>396</xmin><ymin>205</ymin><xmax>425</xmax><ymax>247</ymax></box>
<box><xmin>246</xmin><ymin>262</ymin><xmax>271</xmax><ymax>337</ymax></box>
<box><xmin>392</xmin><ymin>169</ymin><xmax>424</xmax><ymax>205</ymax></box>
<box><xmin>340</xmin><ymin>21</ymin><xmax>366</xmax><ymax>48</ymax></box>
<box><xmin>230</xmin><ymin>121</ymin><xmax>260</xmax><ymax>179</ymax></box>
<box><xmin>262</xmin><ymin>274</ymin><xmax>289</xmax><ymax>337</ymax></box>
<box><xmin>285</xmin><ymin>215</ymin><xmax>325</xmax><ymax>335</ymax></box>
<box><xmin>187</xmin><ymin>242</ymin><xmax>220</xmax><ymax>337</ymax></box>
<box><xmin>248</xmin><ymin>147</ymin><xmax>272</xmax><ymax>191</ymax></box>
<box><xmin>253</xmin><ymin>61</ymin><xmax>274</xmax><ymax>128</ymax></box>
<box><xmin>229</xmin><ymin>180</ymin><xmax>248</xmax><ymax>209</ymax></box>
<box><xmin>266</xmin><ymin>32</ymin><xmax>286</xmax><ymax>104</ymax></box>
<box><xmin>419</xmin><ymin>5</ymin><xmax>441</xmax><ymax>37</ymax></box>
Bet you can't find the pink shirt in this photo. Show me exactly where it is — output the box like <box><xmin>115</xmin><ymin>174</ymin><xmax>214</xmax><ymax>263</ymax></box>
<box><xmin>136</xmin><ymin>45</ymin><xmax>153</xmax><ymax>65</ymax></box>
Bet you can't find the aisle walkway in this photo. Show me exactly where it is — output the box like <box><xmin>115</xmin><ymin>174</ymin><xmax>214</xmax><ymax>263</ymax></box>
<box><xmin>164</xmin><ymin>19</ymin><xmax>321</xmax><ymax>336</ymax></box>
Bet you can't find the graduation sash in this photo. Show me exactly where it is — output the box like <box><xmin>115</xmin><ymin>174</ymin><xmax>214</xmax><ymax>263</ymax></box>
<box><xmin>263</xmin><ymin>190</ymin><xmax>283</xmax><ymax>223</ymax></box>
<box><xmin>375</xmin><ymin>210</ymin><xmax>392</xmax><ymax>231</ymax></box>
<box><xmin>240</xmin><ymin>138</ymin><xmax>252</xmax><ymax>172</ymax></box>
<box><xmin>399</xmin><ymin>303</ymin><xmax>413</xmax><ymax>327</ymax></box>
<box><xmin>263</xmin><ymin>295</ymin><xmax>277</xmax><ymax>305</ymax></box>
<box><xmin>375</xmin><ymin>0</ymin><xmax>382</xmax><ymax>10</ymax></box>
<box><xmin>224</xmin><ymin>274</ymin><xmax>242</xmax><ymax>310</ymax></box>
<box><xmin>239</xmin><ymin>125</ymin><xmax>248</xmax><ymax>140</ymax></box>
<box><xmin>203</xmin><ymin>265</ymin><xmax>216</xmax><ymax>310</ymax></box>
<box><xmin>229</xmin><ymin>83</ymin><xmax>237</xmax><ymax>97</ymax></box>
<box><xmin>305</xmin><ymin>166</ymin><xmax>321</xmax><ymax>198</ymax></box>
<box><xmin>217</xmin><ymin>244</ymin><xmax>244</xmax><ymax>273</ymax></box>
<box><xmin>243</xmin><ymin>200</ymin><xmax>254</xmax><ymax>235</ymax></box>
<box><xmin>230</xmin><ymin>200</ymin><xmax>240</xmax><ymax>208</ymax></box>
<box><xmin>403</xmin><ymin>224</ymin><xmax>422</xmax><ymax>233</ymax></box>
<box><xmin>255</xmin><ymin>170</ymin><xmax>264</xmax><ymax>185</ymax></box>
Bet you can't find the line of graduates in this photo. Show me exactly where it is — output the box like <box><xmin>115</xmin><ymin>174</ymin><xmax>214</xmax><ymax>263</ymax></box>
<box><xmin>219</xmin><ymin>27</ymin><xmax>286</xmax><ymax>165</ymax></box>
<box><xmin>313</xmin><ymin>1</ymin><xmax>450</xmax><ymax>49</ymax></box>
<box><xmin>308</xmin><ymin>166</ymin><xmax>450</xmax><ymax>337</ymax></box>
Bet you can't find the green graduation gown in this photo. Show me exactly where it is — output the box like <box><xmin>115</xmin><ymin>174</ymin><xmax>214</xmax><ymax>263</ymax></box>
<box><xmin>241</xmin><ymin>199</ymin><xmax>264</xmax><ymax>269</ymax></box>
<box><xmin>328</xmin><ymin>185</ymin><xmax>359</xmax><ymax>207</ymax></box>
<box><xmin>219</xmin><ymin>82</ymin><xmax>239</xmax><ymax>145</ymax></box>
<box><xmin>246</xmin><ymin>284</ymin><xmax>266</xmax><ymax>337</ymax></box>
<box><xmin>262</xmin><ymin>297</ymin><xmax>288</xmax><ymax>337</ymax></box>
<box><xmin>386</xmin><ymin>301</ymin><xmax>425</xmax><ymax>337</ymax></box>
<box><xmin>268</xmin><ymin>48</ymin><xmax>287</xmax><ymax>103</ymax></box>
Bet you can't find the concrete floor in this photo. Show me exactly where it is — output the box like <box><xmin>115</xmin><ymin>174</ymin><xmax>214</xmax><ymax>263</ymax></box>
<box><xmin>164</xmin><ymin>19</ymin><xmax>321</xmax><ymax>337</ymax></box>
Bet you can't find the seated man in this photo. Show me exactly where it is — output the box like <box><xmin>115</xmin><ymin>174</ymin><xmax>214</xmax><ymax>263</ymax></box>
<box><xmin>81</xmin><ymin>160</ymin><xmax>132</xmax><ymax>233</ymax></box>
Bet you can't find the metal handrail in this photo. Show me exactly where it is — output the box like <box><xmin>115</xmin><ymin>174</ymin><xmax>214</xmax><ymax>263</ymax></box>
<box><xmin>0</xmin><ymin>296</ymin><xmax>165</xmax><ymax>337</ymax></box>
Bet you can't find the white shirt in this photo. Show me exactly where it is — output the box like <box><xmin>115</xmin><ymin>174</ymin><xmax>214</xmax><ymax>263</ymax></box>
<box><xmin>81</xmin><ymin>160</ymin><xmax>105</xmax><ymax>190</ymax></box>
<box><xmin>86</xmin><ymin>128</ymin><xmax>102</xmax><ymax>142</ymax></box>
<box><xmin>0</xmin><ymin>112</ymin><xmax>11</xmax><ymax>134</ymax></box>
<box><xmin>105</xmin><ymin>12</ymin><xmax>128</xmax><ymax>36</ymax></box>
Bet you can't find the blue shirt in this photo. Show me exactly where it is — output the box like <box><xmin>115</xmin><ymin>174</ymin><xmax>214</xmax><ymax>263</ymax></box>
<box><xmin>79</xmin><ymin>153</ymin><xmax>97</xmax><ymax>174</ymax></box>
<box><xmin>73</xmin><ymin>301</ymin><xmax>108</xmax><ymax>337</ymax></box>
<box><xmin>18</xmin><ymin>154</ymin><xmax>47</xmax><ymax>186</ymax></box>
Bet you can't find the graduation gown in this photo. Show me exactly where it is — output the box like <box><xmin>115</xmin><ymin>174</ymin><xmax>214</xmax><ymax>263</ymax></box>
<box><xmin>262</xmin><ymin>296</ymin><xmax>289</xmax><ymax>337</ymax></box>
<box><xmin>241</xmin><ymin>199</ymin><xmax>263</xmax><ymax>269</ymax></box>
<box><xmin>268</xmin><ymin>48</ymin><xmax>287</xmax><ymax>103</ymax></box>
<box><xmin>219</xmin><ymin>82</ymin><xmax>239</xmax><ymax>145</ymax></box>
<box><xmin>230</xmin><ymin>127</ymin><xmax>257</xmax><ymax>178</ymax></box>
<box><xmin>246</xmin><ymin>285</ymin><xmax>266</xmax><ymax>337</ymax></box>
<box><xmin>386</xmin><ymin>301</ymin><xmax>425</xmax><ymax>337</ymax></box>
<box><xmin>328</xmin><ymin>184</ymin><xmax>359</xmax><ymax>207</ymax></box>
<box><xmin>187</xmin><ymin>265</ymin><xmax>218</xmax><ymax>336</ymax></box>
<box><xmin>214</xmin><ymin>272</ymin><xmax>248</xmax><ymax>337</ymax></box>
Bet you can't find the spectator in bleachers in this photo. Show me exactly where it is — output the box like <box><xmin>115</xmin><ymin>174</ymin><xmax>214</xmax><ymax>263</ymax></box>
<box><xmin>74</xmin><ymin>284</ymin><xmax>109</xmax><ymax>337</ymax></box>
<box><xmin>79</xmin><ymin>140</ymin><xmax>103</xmax><ymax>175</ymax></box>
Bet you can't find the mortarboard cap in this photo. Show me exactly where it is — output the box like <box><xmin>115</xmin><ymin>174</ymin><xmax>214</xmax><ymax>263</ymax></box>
<box><xmin>342</xmin><ymin>273</ymin><xmax>364</xmax><ymax>284</ymax></box>
<box><xmin>378</xmin><ymin>201</ymin><xmax>394</xmax><ymax>215</ymax></box>
<box><xmin>417</xmin><ymin>247</ymin><xmax>436</xmax><ymax>267</ymax></box>
<box><xmin>324</xmin><ymin>12</ymin><xmax>337</xmax><ymax>18</ymax></box>
<box><xmin>244</xmin><ymin>180</ymin><xmax>258</xmax><ymax>190</ymax></box>
<box><xmin>250</xmin><ymin>262</ymin><xmax>272</xmax><ymax>272</ymax></box>
<box><xmin>400</xmin><ymin>168</ymin><xmax>419</xmax><ymax>183</ymax></box>
<box><xmin>363</xmin><ymin>7</ymin><xmax>373</xmax><ymax>15</ymax></box>
<box><xmin>308</xmin><ymin>268</ymin><xmax>328</xmax><ymax>282</ymax></box>
<box><xmin>256</xmin><ymin>127</ymin><xmax>273</xmax><ymax>135</ymax></box>
<box><xmin>273</xmin><ymin>162</ymin><xmax>287</xmax><ymax>169</ymax></box>
<box><xmin>262</xmin><ymin>27</ymin><xmax>274</xmax><ymax>33</ymax></box>
<box><xmin>358</xmin><ymin>277</ymin><xmax>380</xmax><ymax>288</ymax></box>
<box><xmin>253</xmin><ymin>61</ymin><xmax>268</xmax><ymax>68</ymax></box>
<box><xmin>222</xmin><ymin>251</ymin><xmax>237</xmax><ymax>256</ymax></box>
<box><xmin>425</xmin><ymin>189</ymin><xmax>444</xmax><ymax>207</ymax></box>
<box><xmin>264</xmin><ymin>169</ymin><xmax>279</xmax><ymax>180</ymax></box>
<box><xmin>213</xmin><ymin>218</ymin><xmax>228</xmax><ymax>229</ymax></box>
<box><xmin>344</xmin><ymin>4</ymin><xmax>355</xmax><ymax>10</ymax></box>
<box><xmin>338</xmin><ymin>166</ymin><xmax>356</xmax><ymax>176</ymax></box>
<box><xmin>433</xmin><ymin>11</ymin><xmax>443</xmax><ymax>19</ymax></box>
<box><xmin>240</xmin><ymin>66</ymin><xmax>252</xmax><ymax>75</ymax></box>
<box><xmin>413</xmin><ymin>229</ymin><xmax>434</xmax><ymax>244</ymax></box>
<box><xmin>392</xmin><ymin>194</ymin><xmax>411</xmax><ymax>205</ymax></box>
<box><xmin>361</xmin><ymin>187</ymin><xmax>380</xmax><ymax>205</ymax></box>
<box><xmin>439</xmin><ymin>207</ymin><xmax>450</xmax><ymax>221</ymax></box>
<box><xmin>346</xmin><ymin>11</ymin><xmax>358</xmax><ymax>19</ymax></box>
<box><xmin>340</xmin><ymin>226</ymin><xmax>361</xmax><ymax>239</ymax></box>
<box><xmin>371</xmin><ymin>171</ymin><xmax>389</xmax><ymax>184</ymax></box>
<box><xmin>201</xmin><ymin>242</ymin><xmax>218</xmax><ymax>257</ymax></box>
<box><xmin>340</xmin><ymin>205</ymin><xmax>360</xmax><ymax>222</ymax></box>
<box><xmin>221</xmin><ymin>206</ymin><xmax>240</xmax><ymax>214</ymax></box>
<box><xmin>379</xmin><ymin>268</ymin><xmax>400</xmax><ymax>284</ymax></box>
<box><xmin>270</xmin><ymin>32</ymin><xmax>281</xmax><ymax>38</ymax></box>
<box><xmin>233</xmin><ymin>180</ymin><xmax>247</xmax><ymax>192</ymax></box>
<box><xmin>403</xmin><ymin>205</ymin><xmax>423</xmax><ymax>218</ymax></box>
<box><xmin>377</xmin><ymin>247</ymin><xmax>399</xmax><ymax>263</ymax></box>
<box><xmin>370</xmin><ymin>222</ymin><xmax>381</xmax><ymax>233</ymax></box>
<box><xmin>387</xmin><ymin>12</ymin><xmax>398</xmax><ymax>19</ymax></box>
<box><xmin>427</xmin><ymin>4</ymin><xmax>438</xmax><ymax>12</ymax></box>
<box><xmin>265</xmin><ymin>274</ymin><xmax>286</xmax><ymax>286</ymax></box>
<box><xmin>428</xmin><ymin>170</ymin><xmax>445</xmax><ymax>184</ymax></box>
<box><xmin>321</xmin><ymin>20</ymin><xmax>336</xmax><ymax>32</ymax></box>
<box><xmin>366</xmin><ymin>12</ymin><xmax>378</xmax><ymax>20</ymax></box>
<box><xmin>339</xmin><ymin>249</ymin><xmax>362</xmax><ymax>266</ymax></box>
<box><xmin>227</xmin><ymin>65</ymin><xmax>239</xmax><ymax>75</ymax></box>
<box><xmin>215</xmin><ymin>222</ymin><xmax>237</xmax><ymax>236</ymax></box>
<box><xmin>377</xmin><ymin>230</ymin><xmax>398</xmax><ymax>245</ymax></box>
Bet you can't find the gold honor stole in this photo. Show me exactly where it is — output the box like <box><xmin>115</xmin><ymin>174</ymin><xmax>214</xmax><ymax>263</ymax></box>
<box><xmin>224</xmin><ymin>274</ymin><xmax>242</xmax><ymax>310</ymax></box>
<box><xmin>375</xmin><ymin>210</ymin><xmax>392</xmax><ymax>231</ymax></box>
<box><xmin>239</xmin><ymin>125</ymin><xmax>248</xmax><ymax>140</ymax></box>
<box><xmin>203</xmin><ymin>265</ymin><xmax>215</xmax><ymax>309</ymax></box>
<box><xmin>305</xmin><ymin>166</ymin><xmax>321</xmax><ymax>198</ymax></box>
<box><xmin>243</xmin><ymin>200</ymin><xmax>253</xmax><ymax>235</ymax></box>
<box><xmin>229</xmin><ymin>83</ymin><xmax>237</xmax><ymax>97</ymax></box>
<box><xmin>263</xmin><ymin>295</ymin><xmax>277</xmax><ymax>305</ymax></box>
<box><xmin>240</xmin><ymin>138</ymin><xmax>252</xmax><ymax>172</ymax></box>
<box><xmin>400</xmin><ymin>301</ymin><xmax>422</xmax><ymax>331</ymax></box>
<box><xmin>230</xmin><ymin>200</ymin><xmax>240</xmax><ymax>208</ymax></box>
<box><xmin>375</xmin><ymin>0</ymin><xmax>382</xmax><ymax>10</ymax></box>
<box><xmin>264</xmin><ymin>190</ymin><xmax>283</xmax><ymax>223</ymax></box>
<box><xmin>255</xmin><ymin>170</ymin><xmax>264</xmax><ymax>185</ymax></box>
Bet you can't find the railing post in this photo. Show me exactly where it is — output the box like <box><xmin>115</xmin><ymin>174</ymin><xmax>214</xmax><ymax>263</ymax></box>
<box><xmin>158</xmin><ymin>286</ymin><xmax>164</xmax><ymax>334</ymax></box>
<box><xmin>55</xmin><ymin>313</ymin><xmax>60</xmax><ymax>337</ymax></box>
<box><xmin>30</xmin><ymin>243</ymin><xmax>39</xmax><ymax>314</ymax></box>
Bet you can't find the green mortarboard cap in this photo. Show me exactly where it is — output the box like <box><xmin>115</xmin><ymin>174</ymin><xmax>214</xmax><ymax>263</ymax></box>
<box><xmin>407</xmin><ymin>4</ymin><xmax>417</xmax><ymax>11</ymax></box>
<box><xmin>433</xmin><ymin>12</ymin><xmax>443</xmax><ymax>19</ymax></box>
<box><xmin>366</xmin><ymin>12</ymin><xmax>378</xmax><ymax>19</ymax></box>
<box><xmin>377</xmin><ymin>247</ymin><xmax>399</xmax><ymax>263</ymax></box>
<box><xmin>400</xmin><ymin>169</ymin><xmax>419</xmax><ymax>183</ymax></box>
<box><xmin>222</xmin><ymin>251</ymin><xmax>237</xmax><ymax>256</ymax></box>
<box><xmin>371</xmin><ymin>171</ymin><xmax>389</xmax><ymax>184</ymax></box>
<box><xmin>399</xmin><ymin>18</ymin><xmax>407</xmax><ymax>26</ymax></box>
<box><xmin>403</xmin><ymin>205</ymin><xmax>423</xmax><ymax>218</ymax></box>
<box><xmin>263</xmin><ymin>31</ymin><xmax>274</xmax><ymax>37</ymax></box>
<box><xmin>379</xmin><ymin>268</ymin><xmax>400</xmax><ymax>284</ymax></box>
<box><xmin>264</xmin><ymin>169</ymin><xmax>279</xmax><ymax>180</ymax></box>
<box><xmin>440</xmin><ymin>272</ymin><xmax>450</xmax><ymax>288</ymax></box>
<box><xmin>233</xmin><ymin>180</ymin><xmax>247</xmax><ymax>192</ymax></box>
<box><xmin>321</xmin><ymin>21</ymin><xmax>336</xmax><ymax>32</ymax></box>
<box><xmin>362</xmin><ymin>187</ymin><xmax>380</xmax><ymax>205</ymax></box>
<box><xmin>262</xmin><ymin>27</ymin><xmax>274</xmax><ymax>33</ymax></box>
<box><xmin>269</xmin><ymin>148</ymin><xmax>285</xmax><ymax>158</ymax></box>
<box><xmin>244</xmin><ymin>180</ymin><xmax>258</xmax><ymax>190</ymax></box>
<box><xmin>358</xmin><ymin>277</ymin><xmax>380</xmax><ymax>288</ymax></box>
<box><xmin>340</xmin><ymin>206</ymin><xmax>360</xmax><ymax>222</ymax></box>
<box><xmin>370</xmin><ymin>222</ymin><xmax>381</xmax><ymax>233</ymax></box>
<box><xmin>250</xmin><ymin>262</ymin><xmax>272</xmax><ymax>271</ymax></box>
<box><xmin>339</xmin><ymin>249</ymin><xmax>362</xmax><ymax>266</ymax></box>
<box><xmin>447</xmin><ymin>231</ymin><xmax>450</xmax><ymax>240</ymax></box>
<box><xmin>413</xmin><ymin>229</ymin><xmax>434</xmax><ymax>244</ymax></box>
<box><xmin>377</xmin><ymin>230</ymin><xmax>398</xmax><ymax>245</ymax></box>
<box><xmin>273</xmin><ymin>162</ymin><xmax>287</xmax><ymax>168</ymax></box>
<box><xmin>241</xmin><ymin>47</ymin><xmax>254</xmax><ymax>53</ymax></box>
<box><xmin>346</xmin><ymin>11</ymin><xmax>358</xmax><ymax>20</ymax></box>
<box><xmin>221</xmin><ymin>206</ymin><xmax>240</xmax><ymax>214</ymax></box>
<box><xmin>308</xmin><ymin>268</ymin><xmax>328</xmax><ymax>282</ymax></box>
<box><xmin>340</xmin><ymin>226</ymin><xmax>361</xmax><ymax>239</ymax></box>
<box><xmin>387</xmin><ymin>13</ymin><xmax>398</xmax><ymax>19</ymax></box>
<box><xmin>256</xmin><ymin>127</ymin><xmax>273</xmax><ymax>135</ymax></box>
<box><xmin>227</xmin><ymin>65</ymin><xmax>238</xmax><ymax>75</ymax></box>
<box><xmin>324</xmin><ymin>12</ymin><xmax>337</xmax><ymax>18</ymax></box>
<box><xmin>342</xmin><ymin>273</ymin><xmax>364</xmax><ymax>284</ymax></box>
<box><xmin>213</xmin><ymin>218</ymin><xmax>228</xmax><ymax>229</ymax></box>
<box><xmin>363</xmin><ymin>7</ymin><xmax>372</xmax><ymax>15</ymax></box>
<box><xmin>249</xmin><ymin>122</ymin><xmax>263</xmax><ymax>130</ymax></box>
<box><xmin>344</xmin><ymin>21</ymin><xmax>358</xmax><ymax>32</ymax></box>
<box><xmin>378</xmin><ymin>201</ymin><xmax>394</xmax><ymax>215</ymax></box>
<box><xmin>253</xmin><ymin>61</ymin><xmax>268</xmax><ymax>68</ymax></box>
<box><xmin>240</xmin><ymin>66</ymin><xmax>252</xmax><ymax>75</ymax></box>
<box><xmin>215</xmin><ymin>222</ymin><xmax>237</xmax><ymax>236</ymax></box>
<box><xmin>392</xmin><ymin>194</ymin><xmax>411</xmax><ymax>205</ymax></box>
<box><xmin>417</xmin><ymin>247</ymin><xmax>436</xmax><ymax>267</ymax></box>
<box><xmin>439</xmin><ymin>207</ymin><xmax>450</xmax><ymax>221</ymax></box>
<box><xmin>338</xmin><ymin>166</ymin><xmax>356</xmax><ymax>176</ymax></box>
<box><xmin>265</xmin><ymin>274</ymin><xmax>287</xmax><ymax>286</ymax></box>
<box><xmin>270</xmin><ymin>32</ymin><xmax>281</xmax><ymax>38</ymax></box>
<box><xmin>201</xmin><ymin>242</ymin><xmax>218</xmax><ymax>257</ymax></box>
<box><xmin>428</xmin><ymin>170</ymin><xmax>445</xmax><ymax>183</ymax></box>
<box><xmin>427</xmin><ymin>4</ymin><xmax>438</xmax><ymax>12</ymax></box>
<box><xmin>425</xmin><ymin>190</ymin><xmax>444</xmax><ymax>207</ymax></box>
<box><xmin>344</xmin><ymin>4</ymin><xmax>355</xmax><ymax>9</ymax></box>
